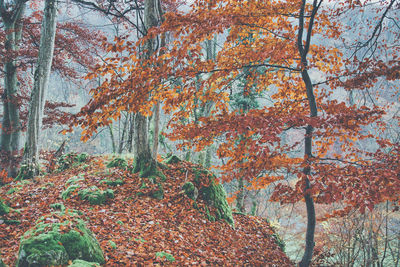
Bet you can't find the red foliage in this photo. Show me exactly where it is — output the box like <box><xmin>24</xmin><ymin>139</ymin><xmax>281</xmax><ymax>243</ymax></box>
<box><xmin>0</xmin><ymin>157</ymin><xmax>293</xmax><ymax>266</ymax></box>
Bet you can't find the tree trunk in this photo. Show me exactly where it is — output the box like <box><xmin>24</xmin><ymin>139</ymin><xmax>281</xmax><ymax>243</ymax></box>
<box><xmin>133</xmin><ymin>0</ymin><xmax>161</xmax><ymax>175</ymax></box>
<box><xmin>152</xmin><ymin>100</ymin><xmax>161</xmax><ymax>159</ymax></box>
<box><xmin>118</xmin><ymin>114</ymin><xmax>129</xmax><ymax>154</ymax></box>
<box><xmin>108</xmin><ymin>125</ymin><xmax>116</xmax><ymax>153</ymax></box>
<box><xmin>236</xmin><ymin>177</ymin><xmax>245</xmax><ymax>213</ymax></box>
<box><xmin>297</xmin><ymin>1</ymin><xmax>321</xmax><ymax>266</ymax></box>
<box><xmin>127</xmin><ymin>113</ymin><xmax>134</xmax><ymax>153</ymax></box>
<box><xmin>18</xmin><ymin>0</ymin><xmax>58</xmax><ymax>179</ymax></box>
<box><xmin>0</xmin><ymin>1</ymin><xmax>26</xmax><ymax>177</ymax></box>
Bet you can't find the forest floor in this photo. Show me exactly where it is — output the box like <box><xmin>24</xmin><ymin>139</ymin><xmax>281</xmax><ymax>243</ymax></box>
<box><xmin>0</xmin><ymin>155</ymin><xmax>293</xmax><ymax>266</ymax></box>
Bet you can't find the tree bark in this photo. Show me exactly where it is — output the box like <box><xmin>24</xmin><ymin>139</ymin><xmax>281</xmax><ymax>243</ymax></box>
<box><xmin>0</xmin><ymin>1</ymin><xmax>26</xmax><ymax>177</ymax></box>
<box><xmin>152</xmin><ymin>100</ymin><xmax>161</xmax><ymax>159</ymax></box>
<box><xmin>18</xmin><ymin>0</ymin><xmax>58</xmax><ymax>179</ymax></box>
<box><xmin>133</xmin><ymin>0</ymin><xmax>162</xmax><ymax>173</ymax></box>
<box><xmin>297</xmin><ymin>0</ymin><xmax>322</xmax><ymax>266</ymax></box>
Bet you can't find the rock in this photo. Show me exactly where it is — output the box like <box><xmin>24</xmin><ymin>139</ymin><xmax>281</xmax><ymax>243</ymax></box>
<box><xmin>16</xmin><ymin>211</ymin><xmax>105</xmax><ymax>267</ymax></box>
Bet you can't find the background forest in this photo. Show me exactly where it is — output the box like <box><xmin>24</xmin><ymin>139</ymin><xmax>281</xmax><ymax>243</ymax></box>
<box><xmin>0</xmin><ymin>0</ymin><xmax>399</xmax><ymax>266</ymax></box>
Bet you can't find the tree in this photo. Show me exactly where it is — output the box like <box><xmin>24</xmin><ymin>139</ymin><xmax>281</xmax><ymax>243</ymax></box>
<box><xmin>74</xmin><ymin>0</ymin><xmax>399</xmax><ymax>265</ymax></box>
<box><xmin>0</xmin><ymin>1</ymin><xmax>105</xmax><ymax>176</ymax></box>
<box><xmin>0</xmin><ymin>0</ymin><xmax>27</xmax><ymax>177</ymax></box>
<box><xmin>17</xmin><ymin>0</ymin><xmax>58</xmax><ymax>179</ymax></box>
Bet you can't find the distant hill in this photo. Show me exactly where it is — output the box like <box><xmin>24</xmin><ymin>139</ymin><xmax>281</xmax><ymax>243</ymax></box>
<box><xmin>0</xmin><ymin>154</ymin><xmax>292</xmax><ymax>266</ymax></box>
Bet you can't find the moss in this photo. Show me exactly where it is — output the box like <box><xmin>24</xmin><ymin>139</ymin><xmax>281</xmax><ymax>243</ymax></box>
<box><xmin>16</xmin><ymin>163</ymin><xmax>39</xmax><ymax>180</ymax></box>
<box><xmin>75</xmin><ymin>153</ymin><xmax>89</xmax><ymax>163</ymax></box>
<box><xmin>17</xmin><ymin>231</ymin><xmax>69</xmax><ymax>267</ymax></box>
<box><xmin>17</xmin><ymin>212</ymin><xmax>104</xmax><ymax>267</ymax></box>
<box><xmin>106</xmin><ymin>157</ymin><xmax>128</xmax><ymax>170</ymax></box>
<box><xmin>182</xmin><ymin>182</ymin><xmax>198</xmax><ymax>200</ymax></box>
<box><xmin>61</xmin><ymin>184</ymin><xmax>81</xmax><ymax>200</ymax></box>
<box><xmin>0</xmin><ymin>255</ymin><xmax>5</xmax><ymax>267</ymax></box>
<box><xmin>205</xmin><ymin>206</ymin><xmax>215</xmax><ymax>222</ymax></box>
<box><xmin>50</xmin><ymin>203</ymin><xmax>65</xmax><ymax>212</ymax></box>
<box><xmin>0</xmin><ymin>198</ymin><xmax>9</xmax><ymax>215</ymax></box>
<box><xmin>78</xmin><ymin>187</ymin><xmax>114</xmax><ymax>205</ymax></box>
<box><xmin>272</xmin><ymin>232</ymin><xmax>286</xmax><ymax>252</ymax></box>
<box><xmin>193</xmin><ymin>167</ymin><xmax>234</xmax><ymax>227</ymax></box>
<box><xmin>68</xmin><ymin>259</ymin><xmax>100</xmax><ymax>267</ymax></box>
<box><xmin>6</xmin><ymin>187</ymin><xmax>19</xmax><ymax>194</ymax></box>
<box><xmin>164</xmin><ymin>155</ymin><xmax>181</xmax><ymax>165</ymax></box>
<box><xmin>58</xmin><ymin>153</ymin><xmax>89</xmax><ymax>172</ymax></box>
<box><xmin>134</xmin><ymin>155</ymin><xmax>165</xmax><ymax>200</ymax></box>
<box><xmin>66</xmin><ymin>176</ymin><xmax>85</xmax><ymax>185</ymax></box>
<box><xmin>151</xmin><ymin>183</ymin><xmax>164</xmax><ymax>200</ymax></box>
<box><xmin>108</xmin><ymin>240</ymin><xmax>117</xmax><ymax>249</ymax></box>
<box><xmin>100</xmin><ymin>178</ymin><xmax>124</xmax><ymax>186</ymax></box>
<box><xmin>156</xmin><ymin>251</ymin><xmax>175</xmax><ymax>262</ymax></box>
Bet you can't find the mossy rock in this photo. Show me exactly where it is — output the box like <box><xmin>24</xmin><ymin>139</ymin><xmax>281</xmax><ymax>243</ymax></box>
<box><xmin>106</xmin><ymin>157</ymin><xmax>128</xmax><ymax>170</ymax></box>
<box><xmin>193</xmin><ymin>167</ymin><xmax>234</xmax><ymax>226</ymax></box>
<box><xmin>58</xmin><ymin>153</ymin><xmax>89</xmax><ymax>172</ymax></box>
<box><xmin>133</xmin><ymin>155</ymin><xmax>166</xmax><ymax>200</ymax></box>
<box><xmin>16</xmin><ymin>163</ymin><xmax>39</xmax><ymax>180</ymax></box>
<box><xmin>151</xmin><ymin>183</ymin><xmax>164</xmax><ymax>200</ymax></box>
<box><xmin>0</xmin><ymin>198</ymin><xmax>9</xmax><ymax>215</ymax></box>
<box><xmin>164</xmin><ymin>155</ymin><xmax>181</xmax><ymax>165</ymax></box>
<box><xmin>61</xmin><ymin>184</ymin><xmax>81</xmax><ymax>200</ymax></box>
<box><xmin>16</xmin><ymin>212</ymin><xmax>104</xmax><ymax>267</ymax></box>
<box><xmin>78</xmin><ymin>186</ymin><xmax>114</xmax><ymax>205</ymax></box>
<box><xmin>68</xmin><ymin>259</ymin><xmax>100</xmax><ymax>267</ymax></box>
<box><xmin>182</xmin><ymin>182</ymin><xmax>198</xmax><ymax>200</ymax></box>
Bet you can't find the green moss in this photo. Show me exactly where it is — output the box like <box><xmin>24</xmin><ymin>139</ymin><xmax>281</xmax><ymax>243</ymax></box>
<box><xmin>17</xmin><ymin>212</ymin><xmax>105</xmax><ymax>267</ymax></box>
<box><xmin>182</xmin><ymin>182</ymin><xmax>198</xmax><ymax>200</ymax></box>
<box><xmin>16</xmin><ymin>163</ymin><xmax>39</xmax><ymax>180</ymax></box>
<box><xmin>193</xmin><ymin>167</ymin><xmax>234</xmax><ymax>226</ymax></box>
<box><xmin>68</xmin><ymin>259</ymin><xmax>100</xmax><ymax>267</ymax></box>
<box><xmin>151</xmin><ymin>183</ymin><xmax>164</xmax><ymax>200</ymax></box>
<box><xmin>106</xmin><ymin>157</ymin><xmax>128</xmax><ymax>170</ymax></box>
<box><xmin>156</xmin><ymin>251</ymin><xmax>175</xmax><ymax>262</ymax></box>
<box><xmin>116</xmin><ymin>220</ymin><xmax>123</xmax><ymax>225</ymax></box>
<box><xmin>0</xmin><ymin>255</ymin><xmax>5</xmax><ymax>267</ymax></box>
<box><xmin>134</xmin><ymin>155</ymin><xmax>165</xmax><ymax>200</ymax></box>
<box><xmin>6</xmin><ymin>187</ymin><xmax>19</xmax><ymax>194</ymax></box>
<box><xmin>66</xmin><ymin>176</ymin><xmax>85</xmax><ymax>185</ymax></box>
<box><xmin>75</xmin><ymin>153</ymin><xmax>89</xmax><ymax>163</ymax></box>
<box><xmin>78</xmin><ymin>187</ymin><xmax>114</xmax><ymax>205</ymax></box>
<box><xmin>61</xmin><ymin>184</ymin><xmax>81</xmax><ymax>200</ymax></box>
<box><xmin>134</xmin><ymin>237</ymin><xmax>146</xmax><ymax>243</ymax></box>
<box><xmin>272</xmin><ymin>232</ymin><xmax>286</xmax><ymax>252</ymax></box>
<box><xmin>50</xmin><ymin>203</ymin><xmax>65</xmax><ymax>212</ymax></box>
<box><xmin>58</xmin><ymin>153</ymin><xmax>89</xmax><ymax>172</ymax></box>
<box><xmin>17</xmin><ymin>231</ymin><xmax>69</xmax><ymax>267</ymax></box>
<box><xmin>205</xmin><ymin>206</ymin><xmax>215</xmax><ymax>222</ymax></box>
<box><xmin>100</xmin><ymin>178</ymin><xmax>124</xmax><ymax>186</ymax></box>
<box><xmin>164</xmin><ymin>155</ymin><xmax>181</xmax><ymax>165</ymax></box>
<box><xmin>0</xmin><ymin>198</ymin><xmax>9</xmax><ymax>215</ymax></box>
<box><xmin>108</xmin><ymin>240</ymin><xmax>117</xmax><ymax>249</ymax></box>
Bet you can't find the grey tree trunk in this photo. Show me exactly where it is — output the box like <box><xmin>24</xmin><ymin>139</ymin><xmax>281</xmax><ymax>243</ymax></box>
<box><xmin>18</xmin><ymin>0</ymin><xmax>58</xmax><ymax>179</ymax></box>
<box><xmin>236</xmin><ymin>178</ymin><xmax>245</xmax><ymax>213</ymax></box>
<box><xmin>0</xmin><ymin>1</ymin><xmax>26</xmax><ymax>177</ymax></box>
<box><xmin>152</xmin><ymin>101</ymin><xmax>161</xmax><ymax>159</ymax></box>
<box><xmin>133</xmin><ymin>0</ymin><xmax>162</xmax><ymax>174</ymax></box>
<box><xmin>297</xmin><ymin>1</ymin><xmax>321</xmax><ymax>266</ymax></box>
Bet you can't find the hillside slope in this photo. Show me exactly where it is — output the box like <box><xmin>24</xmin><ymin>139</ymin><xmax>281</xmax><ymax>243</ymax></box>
<box><xmin>0</xmin><ymin>155</ymin><xmax>292</xmax><ymax>266</ymax></box>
